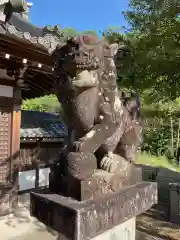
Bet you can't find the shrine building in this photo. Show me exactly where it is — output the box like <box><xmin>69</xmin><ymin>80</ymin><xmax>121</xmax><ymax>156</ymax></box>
<box><xmin>0</xmin><ymin>0</ymin><xmax>65</xmax><ymax>214</ymax></box>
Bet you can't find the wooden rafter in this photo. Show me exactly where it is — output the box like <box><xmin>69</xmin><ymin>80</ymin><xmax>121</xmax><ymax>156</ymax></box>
<box><xmin>0</xmin><ymin>33</ymin><xmax>57</xmax><ymax>99</ymax></box>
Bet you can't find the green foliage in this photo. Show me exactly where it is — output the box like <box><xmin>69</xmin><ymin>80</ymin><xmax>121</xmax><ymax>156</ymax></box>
<box><xmin>57</xmin><ymin>28</ymin><xmax>98</xmax><ymax>41</ymax></box>
<box><xmin>140</xmin><ymin>90</ymin><xmax>180</xmax><ymax>161</ymax></box>
<box><xmin>122</xmin><ymin>0</ymin><xmax>180</xmax><ymax>99</ymax></box>
<box><xmin>142</xmin><ymin>117</ymin><xmax>173</xmax><ymax>157</ymax></box>
<box><xmin>103</xmin><ymin>28</ymin><xmax>137</xmax><ymax>88</ymax></box>
<box><xmin>22</xmin><ymin>95</ymin><xmax>60</xmax><ymax>113</ymax></box>
<box><xmin>59</xmin><ymin>28</ymin><xmax>80</xmax><ymax>41</ymax></box>
<box><xmin>82</xmin><ymin>30</ymin><xmax>98</xmax><ymax>36</ymax></box>
<box><xmin>102</xmin><ymin>27</ymin><xmax>125</xmax><ymax>43</ymax></box>
<box><xmin>139</xmin><ymin>89</ymin><xmax>180</xmax><ymax>159</ymax></box>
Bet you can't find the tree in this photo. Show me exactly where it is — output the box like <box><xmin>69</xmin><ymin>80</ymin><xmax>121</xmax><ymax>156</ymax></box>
<box><xmin>122</xmin><ymin>0</ymin><xmax>180</xmax><ymax>100</ymax></box>
<box><xmin>82</xmin><ymin>30</ymin><xmax>98</xmax><ymax>36</ymax></box>
<box><xmin>61</xmin><ymin>28</ymin><xmax>80</xmax><ymax>40</ymax></box>
<box><xmin>102</xmin><ymin>27</ymin><xmax>139</xmax><ymax>90</ymax></box>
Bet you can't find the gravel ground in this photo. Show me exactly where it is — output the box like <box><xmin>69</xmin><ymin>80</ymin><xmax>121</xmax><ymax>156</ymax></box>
<box><xmin>136</xmin><ymin>231</ymin><xmax>163</xmax><ymax>240</ymax></box>
<box><xmin>137</xmin><ymin>205</ymin><xmax>180</xmax><ymax>240</ymax></box>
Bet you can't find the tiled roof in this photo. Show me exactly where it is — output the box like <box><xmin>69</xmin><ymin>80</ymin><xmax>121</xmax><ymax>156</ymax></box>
<box><xmin>20</xmin><ymin>111</ymin><xmax>67</xmax><ymax>139</ymax></box>
<box><xmin>0</xmin><ymin>12</ymin><xmax>63</xmax><ymax>53</ymax></box>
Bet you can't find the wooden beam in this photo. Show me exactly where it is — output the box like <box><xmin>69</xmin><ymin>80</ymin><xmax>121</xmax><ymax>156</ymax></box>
<box><xmin>21</xmin><ymin>90</ymin><xmax>43</xmax><ymax>99</ymax></box>
<box><xmin>0</xmin><ymin>78</ymin><xmax>16</xmax><ymax>87</ymax></box>
<box><xmin>0</xmin><ymin>41</ymin><xmax>52</xmax><ymax>66</ymax></box>
<box><xmin>30</xmin><ymin>73</ymin><xmax>54</xmax><ymax>89</ymax></box>
<box><xmin>25</xmin><ymin>80</ymin><xmax>50</xmax><ymax>95</ymax></box>
<box><xmin>0</xmin><ymin>97</ymin><xmax>14</xmax><ymax>106</ymax></box>
<box><xmin>0</xmin><ymin>53</ymin><xmax>52</xmax><ymax>75</ymax></box>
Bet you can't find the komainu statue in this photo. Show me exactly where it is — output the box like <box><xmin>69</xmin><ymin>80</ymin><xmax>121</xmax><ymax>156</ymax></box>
<box><xmin>50</xmin><ymin>34</ymin><xmax>142</xmax><ymax>200</ymax></box>
<box><xmin>30</xmin><ymin>34</ymin><xmax>157</xmax><ymax>240</ymax></box>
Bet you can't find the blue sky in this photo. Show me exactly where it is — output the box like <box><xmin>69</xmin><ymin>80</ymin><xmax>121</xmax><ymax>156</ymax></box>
<box><xmin>29</xmin><ymin>0</ymin><xmax>129</xmax><ymax>32</ymax></box>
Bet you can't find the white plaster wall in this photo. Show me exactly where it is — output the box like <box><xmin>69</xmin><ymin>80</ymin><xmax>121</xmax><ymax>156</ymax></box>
<box><xmin>18</xmin><ymin>168</ymin><xmax>50</xmax><ymax>191</ymax></box>
<box><xmin>0</xmin><ymin>85</ymin><xmax>13</xmax><ymax>97</ymax></box>
<box><xmin>39</xmin><ymin>168</ymin><xmax>50</xmax><ymax>187</ymax></box>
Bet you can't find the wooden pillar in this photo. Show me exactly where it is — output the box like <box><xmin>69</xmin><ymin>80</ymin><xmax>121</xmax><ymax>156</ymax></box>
<box><xmin>0</xmin><ymin>84</ymin><xmax>21</xmax><ymax>215</ymax></box>
<box><xmin>0</xmin><ymin>84</ymin><xmax>14</xmax><ymax>215</ymax></box>
<box><xmin>11</xmin><ymin>87</ymin><xmax>21</xmax><ymax>208</ymax></box>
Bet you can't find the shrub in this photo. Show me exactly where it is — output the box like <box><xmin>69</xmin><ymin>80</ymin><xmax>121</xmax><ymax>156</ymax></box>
<box><xmin>141</xmin><ymin>116</ymin><xmax>180</xmax><ymax>161</ymax></box>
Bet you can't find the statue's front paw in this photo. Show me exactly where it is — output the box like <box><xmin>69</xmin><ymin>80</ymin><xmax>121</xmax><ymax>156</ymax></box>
<box><xmin>100</xmin><ymin>154</ymin><xmax>119</xmax><ymax>173</ymax></box>
<box><xmin>67</xmin><ymin>152</ymin><xmax>97</xmax><ymax>180</ymax></box>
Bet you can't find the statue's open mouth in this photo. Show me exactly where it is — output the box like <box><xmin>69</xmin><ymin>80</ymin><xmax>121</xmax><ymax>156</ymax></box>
<box><xmin>74</xmin><ymin>57</ymin><xmax>100</xmax><ymax>71</ymax></box>
<box><xmin>72</xmin><ymin>70</ymin><xmax>97</xmax><ymax>88</ymax></box>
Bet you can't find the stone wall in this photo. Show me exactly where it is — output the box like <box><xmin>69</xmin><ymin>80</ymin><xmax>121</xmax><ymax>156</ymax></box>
<box><xmin>137</xmin><ymin>164</ymin><xmax>180</xmax><ymax>206</ymax></box>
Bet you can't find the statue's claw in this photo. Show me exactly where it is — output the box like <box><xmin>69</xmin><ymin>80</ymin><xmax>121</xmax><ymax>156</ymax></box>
<box><xmin>100</xmin><ymin>152</ymin><xmax>120</xmax><ymax>173</ymax></box>
<box><xmin>72</xmin><ymin>140</ymin><xmax>83</xmax><ymax>152</ymax></box>
<box><xmin>100</xmin><ymin>155</ymin><xmax>112</xmax><ymax>172</ymax></box>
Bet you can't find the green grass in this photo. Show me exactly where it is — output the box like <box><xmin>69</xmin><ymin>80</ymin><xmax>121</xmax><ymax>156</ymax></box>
<box><xmin>136</xmin><ymin>152</ymin><xmax>180</xmax><ymax>172</ymax></box>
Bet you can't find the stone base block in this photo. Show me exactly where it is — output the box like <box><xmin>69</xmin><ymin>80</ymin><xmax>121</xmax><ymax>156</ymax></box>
<box><xmin>92</xmin><ymin>217</ymin><xmax>135</xmax><ymax>240</ymax></box>
<box><xmin>52</xmin><ymin>166</ymin><xmax>142</xmax><ymax>201</ymax></box>
<box><xmin>30</xmin><ymin>181</ymin><xmax>157</xmax><ymax>240</ymax></box>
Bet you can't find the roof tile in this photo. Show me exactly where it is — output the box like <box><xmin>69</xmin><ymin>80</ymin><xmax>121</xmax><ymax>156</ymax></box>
<box><xmin>20</xmin><ymin>111</ymin><xmax>67</xmax><ymax>139</ymax></box>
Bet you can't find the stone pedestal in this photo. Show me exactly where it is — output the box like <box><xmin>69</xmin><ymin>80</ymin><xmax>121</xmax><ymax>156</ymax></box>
<box><xmin>57</xmin><ymin>218</ymin><xmax>136</xmax><ymax>240</ymax></box>
<box><xmin>30</xmin><ymin>181</ymin><xmax>157</xmax><ymax>240</ymax></box>
<box><xmin>92</xmin><ymin>217</ymin><xmax>135</xmax><ymax>240</ymax></box>
<box><xmin>169</xmin><ymin>183</ymin><xmax>180</xmax><ymax>223</ymax></box>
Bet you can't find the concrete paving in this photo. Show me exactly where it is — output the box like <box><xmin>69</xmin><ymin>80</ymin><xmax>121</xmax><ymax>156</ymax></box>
<box><xmin>8</xmin><ymin>231</ymin><xmax>162</xmax><ymax>240</ymax></box>
<box><xmin>136</xmin><ymin>231</ymin><xmax>163</xmax><ymax>240</ymax></box>
<box><xmin>0</xmin><ymin>194</ymin><xmax>56</xmax><ymax>240</ymax></box>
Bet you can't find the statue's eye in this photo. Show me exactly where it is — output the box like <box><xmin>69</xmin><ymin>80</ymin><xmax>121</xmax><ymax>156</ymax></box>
<box><xmin>75</xmin><ymin>52</ymin><xmax>80</xmax><ymax>57</ymax></box>
<box><xmin>68</xmin><ymin>52</ymin><xmax>74</xmax><ymax>57</ymax></box>
<box><xmin>75</xmin><ymin>43</ymin><xmax>79</xmax><ymax>49</ymax></box>
<box><xmin>83</xmin><ymin>52</ymin><xmax>89</xmax><ymax>57</ymax></box>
